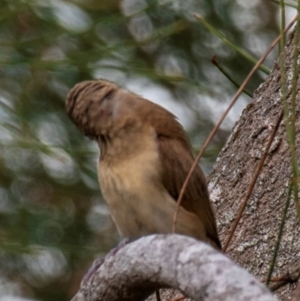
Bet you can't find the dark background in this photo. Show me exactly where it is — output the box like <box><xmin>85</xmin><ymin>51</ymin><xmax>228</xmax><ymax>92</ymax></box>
<box><xmin>0</xmin><ymin>1</ymin><xmax>293</xmax><ymax>300</ymax></box>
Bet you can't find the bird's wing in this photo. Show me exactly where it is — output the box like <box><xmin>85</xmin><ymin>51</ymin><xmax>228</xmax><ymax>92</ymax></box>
<box><xmin>157</xmin><ymin>135</ymin><xmax>221</xmax><ymax>249</ymax></box>
<box><xmin>136</xmin><ymin>97</ymin><xmax>221</xmax><ymax>248</ymax></box>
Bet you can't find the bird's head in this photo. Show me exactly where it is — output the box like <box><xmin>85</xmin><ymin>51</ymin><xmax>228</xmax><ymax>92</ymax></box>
<box><xmin>66</xmin><ymin>80</ymin><xmax>124</xmax><ymax>139</ymax></box>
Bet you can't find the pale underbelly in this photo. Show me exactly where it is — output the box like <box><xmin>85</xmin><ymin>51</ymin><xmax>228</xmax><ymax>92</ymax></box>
<box><xmin>99</xmin><ymin>169</ymin><xmax>207</xmax><ymax>241</ymax></box>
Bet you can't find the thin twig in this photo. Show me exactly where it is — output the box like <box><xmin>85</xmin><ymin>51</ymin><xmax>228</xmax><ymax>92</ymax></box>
<box><xmin>289</xmin><ymin>0</ymin><xmax>300</xmax><ymax>218</ymax></box>
<box><xmin>195</xmin><ymin>15</ymin><xmax>270</xmax><ymax>74</ymax></box>
<box><xmin>170</xmin><ymin>295</ymin><xmax>186</xmax><ymax>301</ymax></box>
<box><xmin>270</xmin><ymin>0</ymin><xmax>297</xmax><ymax>8</ymax></box>
<box><xmin>211</xmin><ymin>55</ymin><xmax>252</xmax><ymax>98</ymax></box>
<box><xmin>267</xmin><ymin>262</ymin><xmax>300</xmax><ymax>291</ymax></box>
<box><xmin>172</xmin><ymin>14</ymin><xmax>299</xmax><ymax>234</ymax></box>
<box><xmin>279</xmin><ymin>0</ymin><xmax>286</xmax><ymax>47</ymax></box>
<box><xmin>261</xmin><ymin>263</ymin><xmax>300</xmax><ymax>282</ymax></box>
<box><xmin>261</xmin><ymin>276</ymin><xmax>291</xmax><ymax>282</ymax></box>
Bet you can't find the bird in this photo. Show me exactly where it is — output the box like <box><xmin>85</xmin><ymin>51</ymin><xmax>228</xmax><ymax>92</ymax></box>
<box><xmin>66</xmin><ymin>79</ymin><xmax>221</xmax><ymax>250</ymax></box>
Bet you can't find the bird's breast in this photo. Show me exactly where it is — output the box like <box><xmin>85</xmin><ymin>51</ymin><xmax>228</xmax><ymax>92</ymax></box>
<box><xmin>97</xmin><ymin>131</ymin><xmax>164</xmax><ymax>237</ymax></box>
<box><xmin>97</xmin><ymin>129</ymin><xmax>208</xmax><ymax>242</ymax></box>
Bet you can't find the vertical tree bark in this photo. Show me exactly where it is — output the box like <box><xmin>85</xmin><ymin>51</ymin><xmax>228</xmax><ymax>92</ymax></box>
<box><xmin>209</xmin><ymin>30</ymin><xmax>300</xmax><ymax>301</ymax></box>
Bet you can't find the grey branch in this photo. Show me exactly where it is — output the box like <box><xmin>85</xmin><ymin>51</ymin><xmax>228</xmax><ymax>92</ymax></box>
<box><xmin>71</xmin><ymin>234</ymin><xmax>277</xmax><ymax>301</ymax></box>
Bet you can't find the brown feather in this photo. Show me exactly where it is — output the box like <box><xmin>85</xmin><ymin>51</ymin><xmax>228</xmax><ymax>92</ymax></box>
<box><xmin>158</xmin><ymin>137</ymin><xmax>221</xmax><ymax>249</ymax></box>
<box><xmin>66</xmin><ymin>79</ymin><xmax>221</xmax><ymax>249</ymax></box>
<box><xmin>128</xmin><ymin>94</ymin><xmax>221</xmax><ymax>248</ymax></box>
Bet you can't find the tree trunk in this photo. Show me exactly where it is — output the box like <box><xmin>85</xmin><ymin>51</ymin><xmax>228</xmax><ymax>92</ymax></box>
<box><xmin>209</xmin><ymin>30</ymin><xmax>300</xmax><ymax>301</ymax></box>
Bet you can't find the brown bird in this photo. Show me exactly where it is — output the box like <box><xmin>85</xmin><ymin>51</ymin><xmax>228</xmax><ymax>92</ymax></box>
<box><xmin>66</xmin><ymin>79</ymin><xmax>221</xmax><ymax>250</ymax></box>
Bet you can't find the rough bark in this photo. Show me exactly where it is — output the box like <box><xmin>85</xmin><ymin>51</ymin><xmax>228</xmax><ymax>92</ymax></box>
<box><xmin>71</xmin><ymin>235</ymin><xmax>277</xmax><ymax>301</ymax></box>
<box><xmin>209</xmin><ymin>30</ymin><xmax>300</xmax><ymax>301</ymax></box>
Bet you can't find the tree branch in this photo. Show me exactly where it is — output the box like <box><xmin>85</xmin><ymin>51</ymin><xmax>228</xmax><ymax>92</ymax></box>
<box><xmin>71</xmin><ymin>234</ymin><xmax>278</xmax><ymax>301</ymax></box>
